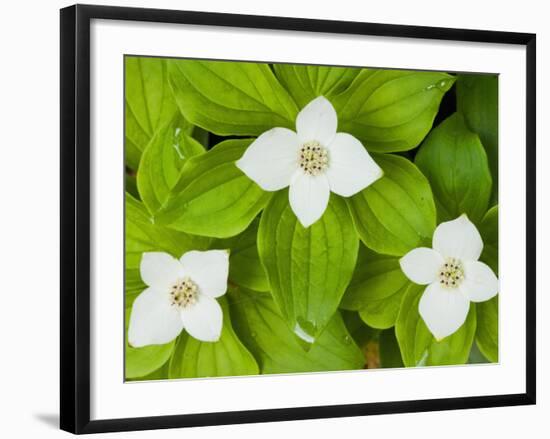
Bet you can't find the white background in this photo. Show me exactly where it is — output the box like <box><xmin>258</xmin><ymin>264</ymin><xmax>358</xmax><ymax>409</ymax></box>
<box><xmin>0</xmin><ymin>0</ymin><xmax>546</xmax><ymax>437</ymax></box>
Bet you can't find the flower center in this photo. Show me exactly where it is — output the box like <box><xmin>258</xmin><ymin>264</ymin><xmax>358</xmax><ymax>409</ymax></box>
<box><xmin>438</xmin><ymin>257</ymin><xmax>465</xmax><ymax>289</ymax></box>
<box><xmin>299</xmin><ymin>141</ymin><xmax>329</xmax><ymax>176</ymax></box>
<box><xmin>169</xmin><ymin>277</ymin><xmax>199</xmax><ymax>308</ymax></box>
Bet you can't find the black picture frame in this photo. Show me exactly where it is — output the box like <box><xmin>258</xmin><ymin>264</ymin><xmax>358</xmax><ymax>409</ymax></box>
<box><xmin>60</xmin><ymin>4</ymin><xmax>536</xmax><ymax>434</ymax></box>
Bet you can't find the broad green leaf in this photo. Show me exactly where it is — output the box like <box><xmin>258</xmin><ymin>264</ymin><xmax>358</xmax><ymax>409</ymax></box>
<box><xmin>332</xmin><ymin>69</ymin><xmax>455</xmax><ymax>152</ymax></box>
<box><xmin>168</xmin><ymin>59</ymin><xmax>298</xmax><ymax>136</ymax></box>
<box><xmin>475</xmin><ymin>296</ymin><xmax>498</xmax><ymax>363</ymax></box>
<box><xmin>379</xmin><ymin>329</ymin><xmax>404</xmax><ymax>368</ymax></box>
<box><xmin>468</xmin><ymin>342</ymin><xmax>490</xmax><ymax>364</ymax></box>
<box><xmin>341</xmin><ymin>245</ymin><xmax>409</xmax><ymax>329</ymax></box>
<box><xmin>213</xmin><ymin>219</ymin><xmax>268</xmax><ymax>292</ymax></box>
<box><xmin>347</xmin><ymin>153</ymin><xmax>436</xmax><ymax>256</ymax></box>
<box><xmin>127</xmin><ymin>362</ymin><xmax>170</xmax><ymax>381</ymax></box>
<box><xmin>137</xmin><ymin>119</ymin><xmax>205</xmax><ymax>215</ymax></box>
<box><xmin>125</xmin><ymin>297</ymin><xmax>175</xmax><ymax>379</ymax></box>
<box><xmin>258</xmin><ymin>191</ymin><xmax>359</xmax><ymax>340</ymax></box>
<box><xmin>479</xmin><ymin>205</ymin><xmax>499</xmax><ymax>272</ymax></box>
<box><xmin>359</xmin><ymin>295</ymin><xmax>405</xmax><ymax>330</ymax></box>
<box><xmin>125</xmin><ymin>57</ymin><xmax>190</xmax><ymax>169</ymax></box>
<box><xmin>415</xmin><ymin>113</ymin><xmax>492</xmax><ymax>224</ymax></box>
<box><xmin>230</xmin><ymin>288</ymin><xmax>364</xmax><ymax>373</ymax></box>
<box><xmin>125</xmin><ymin>193</ymin><xmax>211</xmax><ymax>289</ymax></box>
<box><xmin>341</xmin><ymin>310</ymin><xmax>380</xmax><ymax>348</ymax></box>
<box><xmin>156</xmin><ymin>139</ymin><xmax>271</xmax><ymax>238</ymax></box>
<box><xmin>341</xmin><ymin>245</ymin><xmax>407</xmax><ymax>308</ymax></box>
<box><xmin>274</xmin><ymin>63</ymin><xmax>360</xmax><ymax>108</ymax></box>
<box><xmin>457</xmin><ymin>74</ymin><xmax>498</xmax><ymax>203</ymax></box>
<box><xmin>475</xmin><ymin>205</ymin><xmax>499</xmax><ymax>362</ymax></box>
<box><xmin>395</xmin><ymin>283</ymin><xmax>476</xmax><ymax>366</ymax></box>
<box><xmin>169</xmin><ymin>298</ymin><xmax>259</xmax><ymax>378</ymax></box>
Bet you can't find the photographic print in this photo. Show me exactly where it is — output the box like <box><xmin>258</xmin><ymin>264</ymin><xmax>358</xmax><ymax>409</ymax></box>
<box><xmin>124</xmin><ymin>57</ymin><xmax>499</xmax><ymax>381</ymax></box>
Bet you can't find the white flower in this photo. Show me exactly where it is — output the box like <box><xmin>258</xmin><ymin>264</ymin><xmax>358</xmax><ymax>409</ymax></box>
<box><xmin>236</xmin><ymin>96</ymin><xmax>383</xmax><ymax>227</ymax></box>
<box><xmin>399</xmin><ymin>214</ymin><xmax>499</xmax><ymax>340</ymax></box>
<box><xmin>128</xmin><ymin>250</ymin><xmax>229</xmax><ymax>346</ymax></box>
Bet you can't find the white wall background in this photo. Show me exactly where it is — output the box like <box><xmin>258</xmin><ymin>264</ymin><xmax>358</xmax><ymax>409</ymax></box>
<box><xmin>0</xmin><ymin>0</ymin><xmax>546</xmax><ymax>437</ymax></box>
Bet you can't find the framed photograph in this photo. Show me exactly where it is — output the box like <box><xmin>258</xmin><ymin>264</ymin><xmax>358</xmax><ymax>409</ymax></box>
<box><xmin>60</xmin><ymin>4</ymin><xmax>536</xmax><ymax>434</ymax></box>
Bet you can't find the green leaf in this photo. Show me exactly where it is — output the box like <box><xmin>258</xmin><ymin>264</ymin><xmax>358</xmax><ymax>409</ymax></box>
<box><xmin>156</xmin><ymin>139</ymin><xmax>272</xmax><ymax>238</ymax></box>
<box><xmin>168</xmin><ymin>298</ymin><xmax>259</xmax><ymax>378</ymax></box>
<box><xmin>127</xmin><ymin>362</ymin><xmax>170</xmax><ymax>381</ymax></box>
<box><xmin>125</xmin><ymin>193</ymin><xmax>211</xmax><ymax>289</ymax></box>
<box><xmin>258</xmin><ymin>191</ymin><xmax>359</xmax><ymax>340</ymax></box>
<box><xmin>125</xmin><ymin>57</ymin><xmax>190</xmax><ymax>169</ymax></box>
<box><xmin>168</xmin><ymin>59</ymin><xmax>298</xmax><ymax>136</ymax></box>
<box><xmin>379</xmin><ymin>329</ymin><xmax>404</xmax><ymax>368</ymax></box>
<box><xmin>230</xmin><ymin>288</ymin><xmax>364</xmax><ymax>373</ymax></box>
<box><xmin>341</xmin><ymin>310</ymin><xmax>380</xmax><ymax>348</ymax></box>
<box><xmin>341</xmin><ymin>245</ymin><xmax>409</xmax><ymax>329</ymax></box>
<box><xmin>457</xmin><ymin>74</ymin><xmax>498</xmax><ymax>203</ymax></box>
<box><xmin>475</xmin><ymin>296</ymin><xmax>498</xmax><ymax>363</ymax></box>
<box><xmin>137</xmin><ymin>119</ymin><xmax>205</xmax><ymax>215</ymax></box>
<box><xmin>125</xmin><ymin>297</ymin><xmax>175</xmax><ymax>379</ymax></box>
<box><xmin>395</xmin><ymin>283</ymin><xmax>477</xmax><ymax>366</ymax></box>
<box><xmin>475</xmin><ymin>205</ymin><xmax>498</xmax><ymax>362</ymax></box>
<box><xmin>273</xmin><ymin>64</ymin><xmax>360</xmax><ymax>108</ymax></box>
<box><xmin>358</xmin><ymin>296</ymin><xmax>405</xmax><ymax>331</ymax></box>
<box><xmin>332</xmin><ymin>69</ymin><xmax>455</xmax><ymax>152</ymax></box>
<box><xmin>415</xmin><ymin>113</ymin><xmax>492</xmax><ymax>224</ymax></box>
<box><xmin>478</xmin><ymin>205</ymin><xmax>499</xmax><ymax>273</ymax></box>
<box><xmin>468</xmin><ymin>342</ymin><xmax>490</xmax><ymax>364</ymax></box>
<box><xmin>347</xmin><ymin>153</ymin><xmax>436</xmax><ymax>256</ymax></box>
<box><xmin>213</xmin><ymin>219</ymin><xmax>268</xmax><ymax>292</ymax></box>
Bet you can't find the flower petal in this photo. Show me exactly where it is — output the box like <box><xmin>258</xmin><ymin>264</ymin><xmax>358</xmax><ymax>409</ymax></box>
<box><xmin>419</xmin><ymin>282</ymin><xmax>471</xmax><ymax>340</ymax></box>
<box><xmin>325</xmin><ymin>133</ymin><xmax>383</xmax><ymax>197</ymax></box>
<box><xmin>140</xmin><ymin>252</ymin><xmax>184</xmax><ymax>289</ymax></box>
<box><xmin>180</xmin><ymin>294</ymin><xmax>223</xmax><ymax>342</ymax></box>
<box><xmin>432</xmin><ymin>214</ymin><xmax>483</xmax><ymax>261</ymax></box>
<box><xmin>400</xmin><ymin>247</ymin><xmax>444</xmax><ymax>285</ymax></box>
<box><xmin>460</xmin><ymin>260</ymin><xmax>499</xmax><ymax>302</ymax></box>
<box><xmin>128</xmin><ymin>287</ymin><xmax>183</xmax><ymax>347</ymax></box>
<box><xmin>180</xmin><ymin>250</ymin><xmax>229</xmax><ymax>298</ymax></box>
<box><xmin>296</xmin><ymin>96</ymin><xmax>337</xmax><ymax>145</ymax></box>
<box><xmin>289</xmin><ymin>172</ymin><xmax>330</xmax><ymax>228</ymax></box>
<box><xmin>235</xmin><ymin>127</ymin><xmax>300</xmax><ymax>191</ymax></box>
